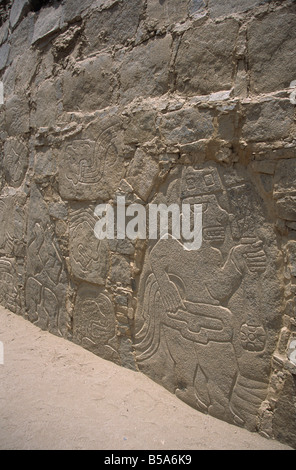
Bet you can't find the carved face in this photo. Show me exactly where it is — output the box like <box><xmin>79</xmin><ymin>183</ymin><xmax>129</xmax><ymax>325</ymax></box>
<box><xmin>202</xmin><ymin>195</ymin><xmax>228</xmax><ymax>244</ymax></box>
<box><xmin>183</xmin><ymin>194</ymin><xmax>228</xmax><ymax>245</ymax></box>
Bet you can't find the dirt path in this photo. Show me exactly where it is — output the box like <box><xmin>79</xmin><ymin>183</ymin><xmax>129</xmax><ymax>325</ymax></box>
<box><xmin>0</xmin><ymin>306</ymin><xmax>291</xmax><ymax>450</ymax></box>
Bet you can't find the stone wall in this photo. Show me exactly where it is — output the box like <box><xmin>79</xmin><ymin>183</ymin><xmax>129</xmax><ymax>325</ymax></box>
<box><xmin>0</xmin><ymin>0</ymin><xmax>296</xmax><ymax>448</ymax></box>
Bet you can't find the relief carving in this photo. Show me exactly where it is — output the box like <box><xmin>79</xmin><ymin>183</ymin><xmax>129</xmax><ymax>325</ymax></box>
<box><xmin>58</xmin><ymin>124</ymin><xmax>124</xmax><ymax>200</ymax></box>
<box><xmin>135</xmin><ymin>163</ymin><xmax>275</xmax><ymax>429</ymax></box>
<box><xmin>73</xmin><ymin>284</ymin><xmax>119</xmax><ymax>364</ymax></box>
<box><xmin>69</xmin><ymin>205</ymin><xmax>109</xmax><ymax>285</ymax></box>
<box><xmin>26</xmin><ymin>185</ymin><xmax>69</xmax><ymax>335</ymax></box>
<box><xmin>0</xmin><ymin>258</ymin><xmax>20</xmax><ymax>313</ymax></box>
<box><xmin>3</xmin><ymin>138</ymin><xmax>28</xmax><ymax>188</ymax></box>
<box><xmin>0</xmin><ymin>195</ymin><xmax>26</xmax><ymax>257</ymax></box>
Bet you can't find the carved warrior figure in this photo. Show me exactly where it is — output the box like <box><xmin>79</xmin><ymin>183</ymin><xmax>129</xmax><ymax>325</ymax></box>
<box><xmin>136</xmin><ymin>165</ymin><xmax>268</xmax><ymax>429</ymax></box>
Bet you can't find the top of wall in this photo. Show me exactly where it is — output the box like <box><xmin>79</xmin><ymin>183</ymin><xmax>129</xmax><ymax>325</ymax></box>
<box><xmin>1</xmin><ymin>0</ymin><xmax>296</xmax><ymax>103</ymax></box>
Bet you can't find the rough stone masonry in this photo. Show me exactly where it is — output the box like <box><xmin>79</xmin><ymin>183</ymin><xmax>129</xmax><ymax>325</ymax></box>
<box><xmin>0</xmin><ymin>0</ymin><xmax>296</xmax><ymax>448</ymax></box>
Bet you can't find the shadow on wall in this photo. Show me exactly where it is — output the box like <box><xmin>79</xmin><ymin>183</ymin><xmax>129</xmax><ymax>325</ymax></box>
<box><xmin>0</xmin><ymin>0</ymin><xmax>12</xmax><ymax>26</ymax></box>
<box><xmin>30</xmin><ymin>0</ymin><xmax>60</xmax><ymax>12</ymax></box>
<box><xmin>0</xmin><ymin>0</ymin><xmax>60</xmax><ymax>26</ymax></box>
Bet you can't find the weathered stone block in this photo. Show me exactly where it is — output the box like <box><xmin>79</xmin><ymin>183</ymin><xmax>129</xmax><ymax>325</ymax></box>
<box><xmin>73</xmin><ymin>283</ymin><xmax>120</xmax><ymax>364</ymax></box>
<box><xmin>0</xmin><ymin>257</ymin><xmax>21</xmax><ymax>313</ymax></box>
<box><xmin>3</xmin><ymin>137</ymin><xmax>28</xmax><ymax>187</ymax></box>
<box><xmin>248</xmin><ymin>8</ymin><xmax>296</xmax><ymax>94</ymax></box>
<box><xmin>276</xmin><ymin>196</ymin><xmax>296</xmax><ymax>222</ymax></box>
<box><xmin>108</xmin><ymin>239</ymin><xmax>135</xmax><ymax>256</ymax></box>
<box><xmin>218</xmin><ymin>111</ymin><xmax>237</xmax><ymax>142</ymax></box>
<box><xmin>69</xmin><ymin>204</ymin><xmax>109</xmax><ymax>285</ymax></box>
<box><xmin>9</xmin><ymin>0</ymin><xmax>30</xmax><ymax>30</ymax></box>
<box><xmin>286</xmin><ymin>241</ymin><xmax>296</xmax><ymax>278</ymax></box>
<box><xmin>31</xmin><ymin>79</ymin><xmax>58</xmax><ymax>128</ymax></box>
<box><xmin>189</xmin><ymin>0</ymin><xmax>206</xmax><ymax>16</ymax></box>
<box><xmin>0</xmin><ymin>43</ymin><xmax>10</xmax><ymax>71</ymax></box>
<box><xmin>62</xmin><ymin>54</ymin><xmax>116</xmax><ymax>112</ymax></box>
<box><xmin>2</xmin><ymin>60</ymin><xmax>16</xmax><ymax>98</ymax></box>
<box><xmin>57</xmin><ymin>119</ymin><xmax>125</xmax><ymax>200</ymax></box>
<box><xmin>158</xmin><ymin>107</ymin><xmax>214</xmax><ymax>145</ymax></box>
<box><xmin>48</xmin><ymin>202</ymin><xmax>68</xmax><ymax>221</ymax></box>
<box><xmin>9</xmin><ymin>14</ymin><xmax>34</xmax><ymax>63</ymax></box>
<box><xmin>5</xmin><ymin>93</ymin><xmax>30</xmax><ymax>136</ymax></box>
<box><xmin>31</xmin><ymin>3</ymin><xmax>63</xmax><ymax>45</ymax></box>
<box><xmin>61</xmin><ymin>0</ymin><xmax>95</xmax><ymax>24</ymax></box>
<box><xmin>146</xmin><ymin>0</ymin><xmax>189</xmax><ymax>28</ymax></box>
<box><xmin>273</xmin><ymin>373</ymin><xmax>296</xmax><ymax>448</ymax></box>
<box><xmin>84</xmin><ymin>0</ymin><xmax>143</xmax><ymax>54</ymax></box>
<box><xmin>13</xmin><ymin>47</ymin><xmax>39</xmax><ymax>92</ymax></box>
<box><xmin>0</xmin><ymin>20</ymin><xmax>9</xmax><ymax>45</ymax></box>
<box><xmin>126</xmin><ymin>149</ymin><xmax>159</xmax><ymax>201</ymax></box>
<box><xmin>123</xmin><ymin>109</ymin><xmax>158</xmax><ymax>145</ymax></box>
<box><xmin>208</xmin><ymin>0</ymin><xmax>263</xmax><ymax>18</ymax></box>
<box><xmin>242</xmin><ymin>100</ymin><xmax>294</xmax><ymax>142</ymax></box>
<box><xmin>119</xmin><ymin>35</ymin><xmax>172</xmax><ymax>104</ymax></box>
<box><xmin>110</xmin><ymin>254</ymin><xmax>131</xmax><ymax>286</ymax></box>
<box><xmin>26</xmin><ymin>184</ymin><xmax>69</xmax><ymax>335</ymax></box>
<box><xmin>0</xmin><ymin>194</ymin><xmax>27</xmax><ymax>258</ymax></box>
<box><xmin>175</xmin><ymin>19</ymin><xmax>239</xmax><ymax>95</ymax></box>
<box><xmin>34</xmin><ymin>148</ymin><xmax>57</xmax><ymax>178</ymax></box>
<box><xmin>274</xmin><ymin>159</ymin><xmax>296</xmax><ymax>195</ymax></box>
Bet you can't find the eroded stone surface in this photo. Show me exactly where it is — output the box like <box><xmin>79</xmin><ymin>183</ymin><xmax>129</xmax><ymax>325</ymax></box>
<box><xmin>3</xmin><ymin>137</ymin><xmax>28</xmax><ymax>187</ymax></box>
<box><xmin>84</xmin><ymin>0</ymin><xmax>143</xmax><ymax>54</ymax></box>
<box><xmin>119</xmin><ymin>35</ymin><xmax>172</xmax><ymax>103</ymax></box>
<box><xmin>57</xmin><ymin>118</ymin><xmax>125</xmax><ymax>200</ymax></box>
<box><xmin>5</xmin><ymin>93</ymin><xmax>30</xmax><ymax>136</ymax></box>
<box><xmin>248</xmin><ymin>9</ymin><xmax>296</xmax><ymax>94</ymax></box>
<box><xmin>175</xmin><ymin>19</ymin><xmax>240</xmax><ymax>95</ymax></box>
<box><xmin>146</xmin><ymin>0</ymin><xmax>188</xmax><ymax>28</ymax></box>
<box><xmin>62</xmin><ymin>54</ymin><xmax>116</xmax><ymax>112</ymax></box>
<box><xmin>9</xmin><ymin>0</ymin><xmax>30</xmax><ymax>30</ymax></box>
<box><xmin>0</xmin><ymin>193</ymin><xmax>27</xmax><ymax>257</ymax></box>
<box><xmin>26</xmin><ymin>185</ymin><xmax>69</xmax><ymax>336</ymax></box>
<box><xmin>73</xmin><ymin>283</ymin><xmax>120</xmax><ymax>364</ymax></box>
<box><xmin>208</xmin><ymin>0</ymin><xmax>264</xmax><ymax>18</ymax></box>
<box><xmin>0</xmin><ymin>257</ymin><xmax>22</xmax><ymax>313</ymax></box>
<box><xmin>0</xmin><ymin>43</ymin><xmax>10</xmax><ymax>71</ymax></box>
<box><xmin>31</xmin><ymin>3</ymin><xmax>63</xmax><ymax>45</ymax></box>
<box><xmin>69</xmin><ymin>204</ymin><xmax>109</xmax><ymax>285</ymax></box>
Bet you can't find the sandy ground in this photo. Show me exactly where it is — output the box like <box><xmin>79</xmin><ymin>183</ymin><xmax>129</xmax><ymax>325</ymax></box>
<box><xmin>0</xmin><ymin>306</ymin><xmax>292</xmax><ymax>451</ymax></box>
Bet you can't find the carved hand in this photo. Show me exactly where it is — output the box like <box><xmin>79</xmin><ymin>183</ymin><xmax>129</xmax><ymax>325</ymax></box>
<box><xmin>231</xmin><ymin>239</ymin><xmax>266</xmax><ymax>274</ymax></box>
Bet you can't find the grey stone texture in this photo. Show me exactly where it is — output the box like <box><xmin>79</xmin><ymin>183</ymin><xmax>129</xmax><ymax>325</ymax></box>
<box><xmin>208</xmin><ymin>0</ymin><xmax>265</xmax><ymax>18</ymax></box>
<box><xmin>9</xmin><ymin>0</ymin><xmax>30</xmax><ymax>30</ymax></box>
<box><xmin>146</xmin><ymin>0</ymin><xmax>189</xmax><ymax>28</ymax></box>
<box><xmin>84</xmin><ymin>0</ymin><xmax>143</xmax><ymax>54</ymax></box>
<box><xmin>5</xmin><ymin>93</ymin><xmax>30</xmax><ymax>136</ymax></box>
<box><xmin>0</xmin><ymin>20</ymin><xmax>9</xmax><ymax>45</ymax></box>
<box><xmin>0</xmin><ymin>42</ymin><xmax>10</xmax><ymax>71</ymax></box>
<box><xmin>9</xmin><ymin>14</ymin><xmax>34</xmax><ymax>62</ymax></box>
<box><xmin>0</xmin><ymin>0</ymin><xmax>296</xmax><ymax>449</ymax></box>
<box><xmin>175</xmin><ymin>19</ymin><xmax>240</xmax><ymax>95</ymax></box>
<box><xmin>3</xmin><ymin>137</ymin><xmax>28</xmax><ymax>187</ymax></box>
<box><xmin>248</xmin><ymin>8</ymin><xmax>296</xmax><ymax>94</ymax></box>
<box><xmin>118</xmin><ymin>34</ymin><xmax>172</xmax><ymax>103</ymax></box>
<box><xmin>73</xmin><ymin>283</ymin><xmax>120</xmax><ymax>364</ymax></box>
<box><xmin>31</xmin><ymin>3</ymin><xmax>63</xmax><ymax>44</ymax></box>
<box><xmin>62</xmin><ymin>54</ymin><xmax>116</xmax><ymax>112</ymax></box>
